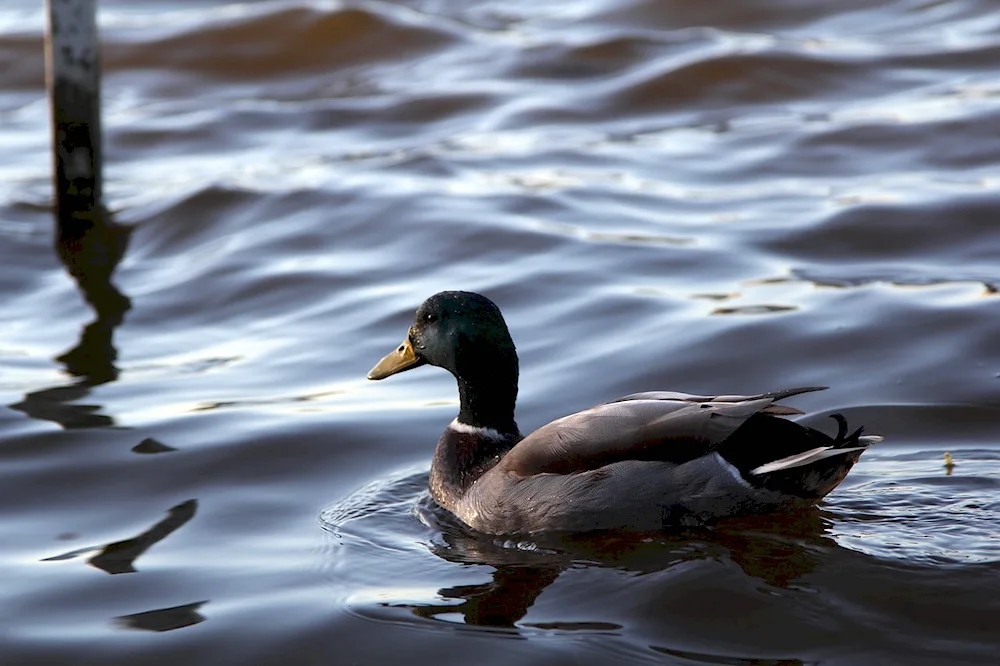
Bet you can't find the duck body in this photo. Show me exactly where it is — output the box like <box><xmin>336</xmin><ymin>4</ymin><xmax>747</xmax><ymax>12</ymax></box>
<box><xmin>369</xmin><ymin>291</ymin><xmax>879</xmax><ymax>535</ymax></box>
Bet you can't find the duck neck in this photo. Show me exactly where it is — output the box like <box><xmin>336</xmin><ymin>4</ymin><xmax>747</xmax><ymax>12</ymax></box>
<box><xmin>455</xmin><ymin>375</ymin><xmax>519</xmax><ymax>436</ymax></box>
<box><xmin>430</xmin><ymin>419</ymin><xmax>516</xmax><ymax>514</ymax></box>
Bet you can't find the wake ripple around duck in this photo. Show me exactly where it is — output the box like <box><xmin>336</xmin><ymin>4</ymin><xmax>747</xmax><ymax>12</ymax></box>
<box><xmin>320</xmin><ymin>444</ymin><xmax>1000</xmax><ymax>594</ymax></box>
<box><xmin>825</xmin><ymin>448</ymin><xmax>1000</xmax><ymax>565</ymax></box>
<box><xmin>315</xmin><ymin>455</ymin><xmax>1000</xmax><ymax>666</ymax></box>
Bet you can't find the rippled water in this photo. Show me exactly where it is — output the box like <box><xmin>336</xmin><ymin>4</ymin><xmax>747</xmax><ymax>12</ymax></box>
<box><xmin>2</xmin><ymin>0</ymin><xmax>1000</xmax><ymax>663</ymax></box>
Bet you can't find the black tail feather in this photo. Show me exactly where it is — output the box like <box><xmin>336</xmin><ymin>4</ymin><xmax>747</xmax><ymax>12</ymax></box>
<box><xmin>720</xmin><ymin>410</ymin><xmax>870</xmax><ymax>501</ymax></box>
<box><xmin>743</xmin><ymin>413</ymin><xmax>868</xmax><ymax>500</ymax></box>
<box><xmin>829</xmin><ymin>412</ymin><xmax>865</xmax><ymax>448</ymax></box>
<box><xmin>829</xmin><ymin>413</ymin><xmax>848</xmax><ymax>442</ymax></box>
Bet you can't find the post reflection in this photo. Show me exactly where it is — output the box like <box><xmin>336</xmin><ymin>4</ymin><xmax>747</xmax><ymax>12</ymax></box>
<box><xmin>8</xmin><ymin>211</ymin><xmax>132</xmax><ymax>429</ymax></box>
<box><xmin>115</xmin><ymin>600</ymin><xmax>209</xmax><ymax>632</ymax></box>
<box><xmin>42</xmin><ymin>499</ymin><xmax>198</xmax><ymax>575</ymax></box>
<box><xmin>89</xmin><ymin>499</ymin><xmax>197</xmax><ymax>574</ymax></box>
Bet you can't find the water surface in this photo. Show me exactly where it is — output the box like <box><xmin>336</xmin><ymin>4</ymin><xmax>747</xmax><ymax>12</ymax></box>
<box><xmin>2</xmin><ymin>1</ymin><xmax>999</xmax><ymax>664</ymax></box>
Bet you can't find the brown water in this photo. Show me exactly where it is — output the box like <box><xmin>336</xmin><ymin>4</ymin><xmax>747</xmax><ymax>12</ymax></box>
<box><xmin>2</xmin><ymin>1</ymin><xmax>1000</xmax><ymax>664</ymax></box>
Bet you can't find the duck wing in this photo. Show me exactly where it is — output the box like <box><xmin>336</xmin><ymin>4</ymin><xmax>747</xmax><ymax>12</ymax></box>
<box><xmin>497</xmin><ymin>387</ymin><xmax>827</xmax><ymax>477</ymax></box>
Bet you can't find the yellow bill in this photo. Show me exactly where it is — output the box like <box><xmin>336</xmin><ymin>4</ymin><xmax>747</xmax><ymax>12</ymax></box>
<box><xmin>367</xmin><ymin>337</ymin><xmax>425</xmax><ymax>380</ymax></box>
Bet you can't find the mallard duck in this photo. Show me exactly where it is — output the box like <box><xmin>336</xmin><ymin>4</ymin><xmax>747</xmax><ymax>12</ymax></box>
<box><xmin>368</xmin><ymin>291</ymin><xmax>880</xmax><ymax>535</ymax></box>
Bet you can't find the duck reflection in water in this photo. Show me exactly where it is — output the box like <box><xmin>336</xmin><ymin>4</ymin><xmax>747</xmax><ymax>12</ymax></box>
<box><xmin>8</xmin><ymin>209</ymin><xmax>131</xmax><ymax>429</ymax></box>
<box><xmin>391</xmin><ymin>505</ymin><xmax>835</xmax><ymax>630</ymax></box>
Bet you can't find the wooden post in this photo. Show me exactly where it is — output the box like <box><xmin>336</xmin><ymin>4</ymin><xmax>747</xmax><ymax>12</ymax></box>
<box><xmin>45</xmin><ymin>0</ymin><xmax>103</xmax><ymax>235</ymax></box>
<box><xmin>44</xmin><ymin>0</ymin><xmax>131</xmax><ymax>322</ymax></box>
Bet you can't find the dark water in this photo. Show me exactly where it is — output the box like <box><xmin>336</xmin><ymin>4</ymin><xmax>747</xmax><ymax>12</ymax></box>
<box><xmin>2</xmin><ymin>0</ymin><xmax>1000</xmax><ymax>663</ymax></box>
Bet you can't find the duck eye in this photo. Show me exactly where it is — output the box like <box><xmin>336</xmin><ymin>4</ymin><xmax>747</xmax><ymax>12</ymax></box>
<box><xmin>424</xmin><ymin>313</ymin><xmax>437</xmax><ymax>323</ymax></box>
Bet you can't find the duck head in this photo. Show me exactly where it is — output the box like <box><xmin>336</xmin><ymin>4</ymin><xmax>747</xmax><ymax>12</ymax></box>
<box><xmin>367</xmin><ymin>291</ymin><xmax>518</xmax><ymax>385</ymax></box>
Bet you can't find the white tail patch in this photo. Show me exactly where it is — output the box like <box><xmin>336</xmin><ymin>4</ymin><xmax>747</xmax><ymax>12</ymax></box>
<box><xmin>859</xmin><ymin>435</ymin><xmax>884</xmax><ymax>445</ymax></box>
<box><xmin>714</xmin><ymin>453</ymin><xmax>752</xmax><ymax>489</ymax></box>
<box><xmin>750</xmin><ymin>446</ymin><xmax>868</xmax><ymax>476</ymax></box>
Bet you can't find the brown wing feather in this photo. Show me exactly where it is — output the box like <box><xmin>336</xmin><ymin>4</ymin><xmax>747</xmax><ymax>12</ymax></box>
<box><xmin>498</xmin><ymin>389</ymin><xmax>822</xmax><ymax>477</ymax></box>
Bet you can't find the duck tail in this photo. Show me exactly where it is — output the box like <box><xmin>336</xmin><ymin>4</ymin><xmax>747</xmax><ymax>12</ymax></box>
<box><xmin>749</xmin><ymin>413</ymin><xmax>881</xmax><ymax>501</ymax></box>
<box><xmin>828</xmin><ymin>413</ymin><xmax>883</xmax><ymax>449</ymax></box>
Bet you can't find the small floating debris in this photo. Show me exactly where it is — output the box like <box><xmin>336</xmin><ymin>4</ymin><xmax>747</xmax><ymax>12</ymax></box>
<box><xmin>944</xmin><ymin>452</ymin><xmax>955</xmax><ymax>475</ymax></box>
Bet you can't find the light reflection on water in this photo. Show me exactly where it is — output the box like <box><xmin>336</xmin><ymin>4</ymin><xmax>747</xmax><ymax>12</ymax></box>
<box><xmin>2</xmin><ymin>0</ymin><xmax>1000</xmax><ymax>664</ymax></box>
